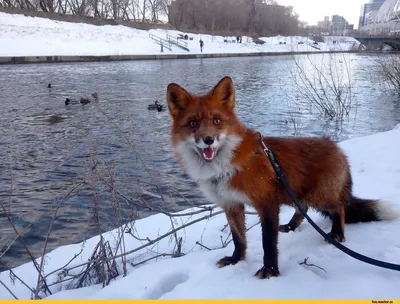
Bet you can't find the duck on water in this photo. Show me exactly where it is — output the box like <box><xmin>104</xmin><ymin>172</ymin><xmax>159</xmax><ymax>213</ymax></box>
<box><xmin>65</xmin><ymin>93</ymin><xmax>98</xmax><ymax>105</ymax></box>
<box><xmin>148</xmin><ymin>100</ymin><xmax>164</xmax><ymax>112</ymax></box>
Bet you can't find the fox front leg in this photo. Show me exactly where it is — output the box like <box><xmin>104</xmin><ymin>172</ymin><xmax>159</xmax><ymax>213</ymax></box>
<box><xmin>217</xmin><ymin>204</ymin><xmax>247</xmax><ymax>267</ymax></box>
<box><xmin>255</xmin><ymin>205</ymin><xmax>280</xmax><ymax>279</ymax></box>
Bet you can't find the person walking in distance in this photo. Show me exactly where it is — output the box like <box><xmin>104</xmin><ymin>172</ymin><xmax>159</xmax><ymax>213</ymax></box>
<box><xmin>199</xmin><ymin>39</ymin><xmax>204</xmax><ymax>52</ymax></box>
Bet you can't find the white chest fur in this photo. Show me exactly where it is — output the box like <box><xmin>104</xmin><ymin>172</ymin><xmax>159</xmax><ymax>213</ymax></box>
<box><xmin>174</xmin><ymin>133</ymin><xmax>251</xmax><ymax>208</ymax></box>
<box><xmin>198</xmin><ymin>175</ymin><xmax>250</xmax><ymax>208</ymax></box>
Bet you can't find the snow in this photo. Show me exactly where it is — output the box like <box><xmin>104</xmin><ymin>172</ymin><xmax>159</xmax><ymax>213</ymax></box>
<box><xmin>0</xmin><ymin>124</ymin><xmax>400</xmax><ymax>299</ymax></box>
<box><xmin>0</xmin><ymin>12</ymin><xmax>360</xmax><ymax>57</ymax></box>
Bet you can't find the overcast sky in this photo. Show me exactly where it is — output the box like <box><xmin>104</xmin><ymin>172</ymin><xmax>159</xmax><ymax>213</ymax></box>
<box><xmin>277</xmin><ymin>0</ymin><xmax>368</xmax><ymax>28</ymax></box>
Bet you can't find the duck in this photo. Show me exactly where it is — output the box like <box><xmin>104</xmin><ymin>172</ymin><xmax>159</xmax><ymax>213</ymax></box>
<box><xmin>79</xmin><ymin>97</ymin><xmax>91</xmax><ymax>104</ymax></box>
<box><xmin>47</xmin><ymin>83</ymin><xmax>52</xmax><ymax>88</ymax></box>
<box><xmin>148</xmin><ymin>100</ymin><xmax>164</xmax><ymax>112</ymax></box>
<box><xmin>64</xmin><ymin>97</ymin><xmax>90</xmax><ymax>105</ymax></box>
<box><xmin>65</xmin><ymin>93</ymin><xmax>98</xmax><ymax>105</ymax></box>
<box><xmin>65</xmin><ymin>98</ymin><xmax>75</xmax><ymax>105</ymax></box>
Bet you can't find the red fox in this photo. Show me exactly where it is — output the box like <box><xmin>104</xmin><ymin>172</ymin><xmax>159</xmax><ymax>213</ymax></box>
<box><xmin>166</xmin><ymin>76</ymin><xmax>398</xmax><ymax>279</ymax></box>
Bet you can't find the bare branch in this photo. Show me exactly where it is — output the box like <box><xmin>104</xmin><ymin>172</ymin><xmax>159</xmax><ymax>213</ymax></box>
<box><xmin>0</xmin><ymin>279</ymin><xmax>18</xmax><ymax>299</ymax></box>
<box><xmin>130</xmin><ymin>253</ymin><xmax>178</xmax><ymax>267</ymax></box>
<box><xmin>195</xmin><ymin>241</ymin><xmax>211</xmax><ymax>251</ymax></box>
<box><xmin>34</xmin><ymin>180</ymin><xmax>84</xmax><ymax>299</ymax></box>
<box><xmin>299</xmin><ymin>257</ymin><xmax>327</xmax><ymax>273</ymax></box>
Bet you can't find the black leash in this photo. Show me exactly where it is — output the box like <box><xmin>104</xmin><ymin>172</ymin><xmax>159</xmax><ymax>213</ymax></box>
<box><xmin>256</xmin><ymin>132</ymin><xmax>400</xmax><ymax>272</ymax></box>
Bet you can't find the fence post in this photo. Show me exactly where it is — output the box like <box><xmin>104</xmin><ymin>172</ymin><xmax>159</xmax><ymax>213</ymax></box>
<box><xmin>161</xmin><ymin>43</ymin><xmax>164</xmax><ymax>53</ymax></box>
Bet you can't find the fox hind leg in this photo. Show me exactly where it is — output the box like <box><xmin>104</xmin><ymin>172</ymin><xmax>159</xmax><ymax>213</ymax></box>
<box><xmin>325</xmin><ymin>181</ymin><xmax>350</xmax><ymax>243</ymax></box>
<box><xmin>217</xmin><ymin>204</ymin><xmax>247</xmax><ymax>267</ymax></box>
<box><xmin>279</xmin><ymin>206</ymin><xmax>308</xmax><ymax>233</ymax></box>
<box><xmin>326</xmin><ymin>204</ymin><xmax>346</xmax><ymax>242</ymax></box>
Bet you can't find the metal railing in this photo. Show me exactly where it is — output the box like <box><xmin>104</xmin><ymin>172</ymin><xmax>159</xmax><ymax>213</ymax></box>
<box><xmin>166</xmin><ymin>34</ymin><xmax>190</xmax><ymax>51</ymax></box>
<box><xmin>149</xmin><ymin>33</ymin><xmax>172</xmax><ymax>51</ymax></box>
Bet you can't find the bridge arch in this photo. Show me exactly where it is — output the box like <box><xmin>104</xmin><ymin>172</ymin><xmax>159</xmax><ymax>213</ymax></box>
<box><xmin>355</xmin><ymin>37</ymin><xmax>400</xmax><ymax>51</ymax></box>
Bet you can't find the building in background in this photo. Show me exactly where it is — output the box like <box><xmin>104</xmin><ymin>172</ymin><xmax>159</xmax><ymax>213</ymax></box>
<box><xmin>317</xmin><ymin>16</ymin><xmax>331</xmax><ymax>34</ymax></box>
<box><xmin>359</xmin><ymin>4</ymin><xmax>368</xmax><ymax>28</ymax></box>
<box><xmin>313</xmin><ymin>15</ymin><xmax>354</xmax><ymax>36</ymax></box>
<box><xmin>370</xmin><ymin>0</ymin><xmax>386</xmax><ymax>11</ymax></box>
<box><xmin>331</xmin><ymin>15</ymin><xmax>349</xmax><ymax>35</ymax></box>
<box><xmin>359</xmin><ymin>0</ymin><xmax>386</xmax><ymax>29</ymax></box>
<box><xmin>359</xmin><ymin>0</ymin><xmax>400</xmax><ymax>35</ymax></box>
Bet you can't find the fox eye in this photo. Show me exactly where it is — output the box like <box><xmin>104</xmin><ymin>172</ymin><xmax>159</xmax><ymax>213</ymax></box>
<box><xmin>213</xmin><ymin>118</ymin><xmax>221</xmax><ymax>125</ymax></box>
<box><xmin>189</xmin><ymin>120</ymin><xmax>197</xmax><ymax>128</ymax></box>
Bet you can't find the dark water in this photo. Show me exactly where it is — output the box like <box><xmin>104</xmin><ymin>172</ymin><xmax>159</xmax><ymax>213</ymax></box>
<box><xmin>0</xmin><ymin>54</ymin><xmax>399</xmax><ymax>270</ymax></box>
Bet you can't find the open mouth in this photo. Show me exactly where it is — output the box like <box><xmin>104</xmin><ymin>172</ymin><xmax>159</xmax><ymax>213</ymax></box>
<box><xmin>201</xmin><ymin>147</ymin><xmax>215</xmax><ymax>161</ymax></box>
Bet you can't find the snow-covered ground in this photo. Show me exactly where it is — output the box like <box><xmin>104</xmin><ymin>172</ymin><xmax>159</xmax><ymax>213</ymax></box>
<box><xmin>0</xmin><ymin>124</ymin><xmax>399</xmax><ymax>299</ymax></box>
<box><xmin>0</xmin><ymin>12</ymin><xmax>360</xmax><ymax>57</ymax></box>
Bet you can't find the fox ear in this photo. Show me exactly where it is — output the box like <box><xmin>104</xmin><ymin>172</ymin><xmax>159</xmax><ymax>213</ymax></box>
<box><xmin>212</xmin><ymin>76</ymin><xmax>235</xmax><ymax>110</ymax></box>
<box><xmin>167</xmin><ymin>83</ymin><xmax>191</xmax><ymax>117</ymax></box>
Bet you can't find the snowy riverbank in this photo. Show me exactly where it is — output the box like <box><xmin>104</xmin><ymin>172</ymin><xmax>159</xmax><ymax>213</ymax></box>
<box><xmin>0</xmin><ymin>124</ymin><xmax>399</xmax><ymax>299</ymax></box>
<box><xmin>0</xmin><ymin>12</ymin><xmax>360</xmax><ymax>57</ymax></box>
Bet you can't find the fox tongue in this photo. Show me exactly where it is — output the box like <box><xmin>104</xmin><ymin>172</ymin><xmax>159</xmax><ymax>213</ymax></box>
<box><xmin>202</xmin><ymin>147</ymin><xmax>215</xmax><ymax>160</ymax></box>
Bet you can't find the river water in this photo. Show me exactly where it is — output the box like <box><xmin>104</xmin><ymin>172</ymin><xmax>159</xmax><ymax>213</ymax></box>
<box><xmin>0</xmin><ymin>53</ymin><xmax>399</xmax><ymax>270</ymax></box>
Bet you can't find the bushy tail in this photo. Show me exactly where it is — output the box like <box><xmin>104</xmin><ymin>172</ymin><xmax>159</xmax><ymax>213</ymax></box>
<box><xmin>345</xmin><ymin>197</ymin><xmax>400</xmax><ymax>223</ymax></box>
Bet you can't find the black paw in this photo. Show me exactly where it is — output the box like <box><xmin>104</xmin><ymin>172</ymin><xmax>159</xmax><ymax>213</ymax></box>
<box><xmin>325</xmin><ymin>232</ymin><xmax>346</xmax><ymax>243</ymax></box>
<box><xmin>216</xmin><ymin>256</ymin><xmax>241</xmax><ymax>268</ymax></box>
<box><xmin>254</xmin><ymin>265</ymin><xmax>280</xmax><ymax>279</ymax></box>
<box><xmin>279</xmin><ymin>224</ymin><xmax>294</xmax><ymax>233</ymax></box>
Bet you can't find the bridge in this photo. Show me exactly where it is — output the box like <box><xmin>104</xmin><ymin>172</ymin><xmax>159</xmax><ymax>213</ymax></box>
<box><xmin>354</xmin><ymin>36</ymin><xmax>400</xmax><ymax>50</ymax></box>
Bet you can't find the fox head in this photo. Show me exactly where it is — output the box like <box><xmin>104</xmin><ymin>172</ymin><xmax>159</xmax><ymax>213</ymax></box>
<box><xmin>166</xmin><ymin>76</ymin><xmax>244</xmax><ymax>180</ymax></box>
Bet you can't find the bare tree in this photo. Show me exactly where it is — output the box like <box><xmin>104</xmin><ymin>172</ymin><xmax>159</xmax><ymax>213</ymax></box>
<box><xmin>290</xmin><ymin>53</ymin><xmax>354</xmax><ymax>121</ymax></box>
<box><xmin>167</xmin><ymin>0</ymin><xmax>302</xmax><ymax>36</ymax></box>
<box><xmin>374</xmin><ymin>53</ymin><xmax>400</xmax><ymax>92</ymax></box>
<box><xmin>0</xmin><ymin>0</ymin><xmax>305</xmax><ymax>35</ymax></box>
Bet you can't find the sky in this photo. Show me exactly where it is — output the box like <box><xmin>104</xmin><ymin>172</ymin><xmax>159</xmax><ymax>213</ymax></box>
<box><xmin>277</xmin><ymin>0</ymin><xmax>369</xmax><ymax>28</ymax></box>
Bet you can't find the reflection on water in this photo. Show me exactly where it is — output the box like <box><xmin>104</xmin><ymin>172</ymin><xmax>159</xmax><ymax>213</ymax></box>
<box><xmin>0</xmin><ymin>54</ymin><xmax>399</xmax><ymax>270</ymax></box>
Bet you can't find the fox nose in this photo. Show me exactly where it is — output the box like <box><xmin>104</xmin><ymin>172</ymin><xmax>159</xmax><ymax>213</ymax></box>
<box><xmin>203</xmin><ymin>136</ymin><xmax>214</xmax><ymax>146</ymax></box>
